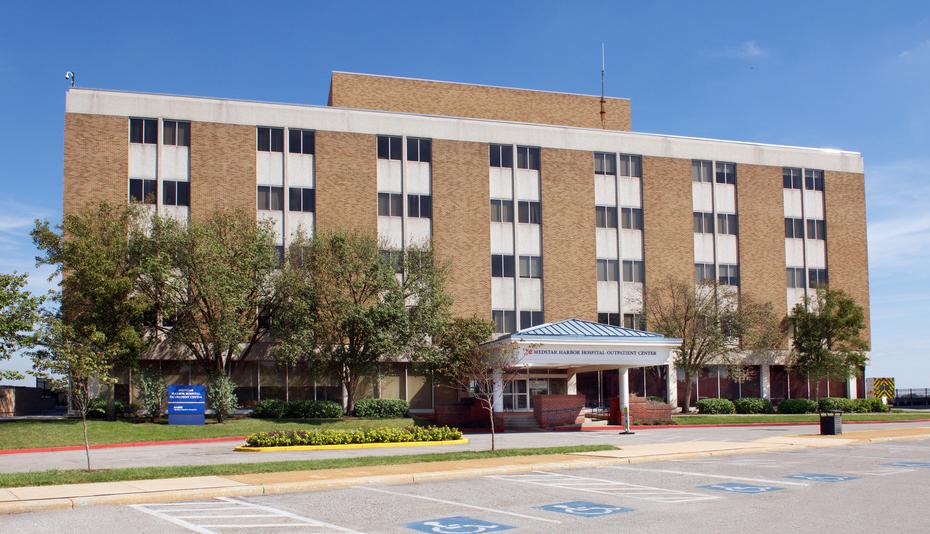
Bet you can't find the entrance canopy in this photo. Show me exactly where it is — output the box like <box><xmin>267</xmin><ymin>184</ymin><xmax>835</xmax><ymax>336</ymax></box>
<box><xmin>486</xmin><ymin>318</ymin><xmax>682</xmax><ymax>368</ymax></box>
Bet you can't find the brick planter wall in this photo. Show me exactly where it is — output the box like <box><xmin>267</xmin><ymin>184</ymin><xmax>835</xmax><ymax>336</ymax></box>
<box><xmin>610</xmin><ymin>395</ymin><xmax>673</xmax><ymax>425</ymax></box>
<box><xmin>533</xmin><ymin>394</ymin><xmax>586</xmax><ymax>427</ymax></box>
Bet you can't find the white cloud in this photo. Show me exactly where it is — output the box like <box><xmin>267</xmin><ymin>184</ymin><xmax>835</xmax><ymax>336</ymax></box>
<box><xmin>865</xmin><ymin>158</ymin><xmax>930</xmax><ymax>270</ymax></box>
<box><xmin>898</xmin><ymin>39</ymin><xmax>930</xmax><ymax>60</ymax></box>
<box><xmin>705</xmin><ymin>40</ymin><xmax>768</xmax><ymax>60</ymax></box>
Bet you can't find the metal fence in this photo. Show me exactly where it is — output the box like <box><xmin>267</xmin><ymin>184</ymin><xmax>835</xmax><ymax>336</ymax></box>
<box><xmin>893</xmin><ymin>388</ymin><xmax>930</xmax><ymax>407</ymax></box>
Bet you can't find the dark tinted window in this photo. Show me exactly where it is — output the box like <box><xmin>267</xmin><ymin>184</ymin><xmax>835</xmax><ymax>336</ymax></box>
<box><xmin>619</xmin><ymin>154</ymin><xmax>642</xmax><ymax>177</ymax></box>
<box><xmin>518</xmin><ymin>201</ymin><xmax>541</xmax><ymax>224</ymax></box>
<box><xmin>622</xmin><ymin>260</ymin><xmax>645</xmax><ymax>283</ymax></box>
<box><xmin>289</xmin><ymin>129</ymin><xmax>301</xmax><ymax>153</ymax></box>
<box><xmin>717</xmin><ymin>213</ymin><xmax>738</xmax><ymax>235</ymax></box>
<box><xmin>130</xmin><ymin>118</ymin><xmax>144</xmax><ymax>143</ymax></box>
<box><xmin>784</xmin><ymin>218</ymin><xmax>805</xmax><ymax>239</ymax></box>
<box><xmin>129</xmin><ymin>179</ymin><xmax>157</xmax><ymax>204</ymax></box>
<box><xmin>596</xmin><ymin>259</ymin><xmax>620</xmax><ymax>282</ymax></box>
<box><xmin>289</xmin><ymin>187</ymin><xmax>315</xmax><ymax>212</ymax></box>
<box><xmin>163</xmin><ymin>120</ymin><xmax>176</xmax><ymax>145</ymax></box>
<box><xmin>407</xmin><ymin>138</ymin><xmax>432</xmax><ymax>162</ymax></box>
<box><xmin>377</xmin><ymin>135</ymin><xmax>402</xmax><ymax>160</ymax></box>
<box><xmin>805</xmin><ymin>169</ymin><xmax>824</xmax><ymax>191</ymax></box>
<box><xmin>595</xmin><ymin>153</ymin><xmax>617</xmax><ymax>175</ymax></box>
<box><xmin>520</xmin><ymin>310</ymin><xmax>544</xmax><ymax>329</ymax></box>
<box><xmin>270</xmin><ymin>128</ymin><xmax>284</xmax><ymax>152</ymax></box>
<box><xmin>715</xmin><ymin>162</ymin><xmax>737</xmax><ymax>184</ymax></box>
<box><xmin>257</xmin><ymin>186</ymin><xmax>283</xmax><ymax>211</ymax></box>
<box><xmin>692</xmin><ymin>160</ymin><xmax>713</xmax><ymax>182</ymax></box>
<box><xmin>491</xmin><ymin>254</ymin><xmax>515</xmax><ymax>278</ymax></box>
<box><xmin>783</xmin><ymin>168</ymin><xmax>802</xmax><ymax>189</ymax></box>
<box><xmin>596</xmin><ymin>206</ymin><xmax>618</xmax><ymax>228</ymax></box>
<box><xmin>598</xmin><ymin>313</ymin><xmax>621</xmax><ymax>326</ymax></box>
<box><xmin>257</xmin><ymin>127</ymin><xmax>270</xmax><ymax>151</ymax></box>
<box><xmin>516</xmin><ymin>147</ymin><xmax>540</xmax><ymax>170</ymax></box>
<box><xmin>492</xmin><ymin>310</ymin><xmax>516</xmax><ymax>333</ymax></box>
<box><xmin>621</xmin><ymin>207</ymin><xmax>643</xmax><ymax>230</ymax></box>
<box><xmin>489</xmin><ymin>144</ymin><xmax>513</xmax><ymax>168</ymax></box>
<box><xmin>490</xmin><ymin>199</ymin><xmax>514</xmax><ymax>222</ymax></box>
<box><xmin>407</xmin><ymin>194</ymin><xmax>432</xmax><ymax>218</ymax></box>
<box><xmin>143</xmin><ymin>119</ymin><xmax>157</xmax><ymax>144</ymax></box>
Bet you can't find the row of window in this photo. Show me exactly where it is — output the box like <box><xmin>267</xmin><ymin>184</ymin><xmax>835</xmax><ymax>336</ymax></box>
<box><xmin>377</xmin><ymin>193</ymin><xmax>433</xmax><ymax>218</ymax></box>
<box><xmin>596</xmin><ymin>259</ymin><xmax>645</xmax><ymax>283</ymax></box>
<box><xmin>783</xmin><ymin>168</ymin><xmax>824</xmax><ymax>191</ymax></box>
<box><xmin>784</xmin><ymin>218</ymin><xmax>826</xmax><ymax>240</ymax></box>
<box><xmin>256</xmin><ymin>127</ymin><xmax>316</xmax><ymax>154</ymax></box>
<box><xmin>257</xmin><ymin>186</ymin><xmax>316</xmax><ymax>212</ymax></box>
<box><xmin>692</xmin><ymin>160</ymin><xmax>737</xmax><ymax>184</ymax></box>
<box><xmin>490</xmin><ymin>199</ymin><xmax>541</xmax><ymax>224</ymax></box>
<box><xmin>492</xmin><ymin>310</ymin><xmax>544</xmax><ymax>332</ymax></box>
<box><xmin>695</xmin><ymin>263</ymin><xmax>740</xmax><ymax>286</ymax></box>
<box><xmin>595</xmin><ymin>206</ymin><xmax>643</xmax><ymax>230</ymax></box>
<box><xmin>594</xmin><ymin>153</ymin><xmax>643</xmax><ymax>177</ymax></box>
<box><xmin>489</xmin><ymin>144</ymin><xmax>541</xmax><ymax>170</ymax></box>
<box><xmin>490</xmin><ymin>254</ymin><xmax>543</xmax><ymax>279</ymax></box>
<box><xmin>693</xmin><ymin>212</ymin><xmax>739</xmax><ymax>235</ymax></box>
<box><xmin>597</xmin><ymin>312</ymin><xmax>645</xmax><ymax>330</ymax></box>
<box><xmin>787</xmin><ymin>267</ymin><xmax>828</xmax><ymax>289</ymax></box>
<box><xmin>129</xmin><ymin>178</ymin><xmax>190</xmax><ymax>206</ymax></box>
<box><xmin>376</xmin><ymin>136</ymin><xmax>433</xmax><ymax>162</ymax></box>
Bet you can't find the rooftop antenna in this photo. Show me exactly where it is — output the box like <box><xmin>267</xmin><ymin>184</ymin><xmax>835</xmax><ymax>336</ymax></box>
<box><xmin>65</xmin><ymin>71</ymin><xmax>76</xmax><ymax>88</ymax></box>
<box><xmin>599</xmin><ymin>44</ymin><xmax>606</xmax><ymax>129</ymax></box>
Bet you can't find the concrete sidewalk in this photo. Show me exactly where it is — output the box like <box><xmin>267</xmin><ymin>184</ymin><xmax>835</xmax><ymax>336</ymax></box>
<box><xmin>3</xmin><ymin>425</ymin><xmax>928</xmax><ymax>515</ymax></box>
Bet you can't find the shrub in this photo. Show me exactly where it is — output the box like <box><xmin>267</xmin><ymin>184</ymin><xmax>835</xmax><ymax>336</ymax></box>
<box><xmin>88</xmin><ymin>398</ymin><xmax>139</xmax><ymax>419</ymax></box>
<box><xmin>245</xmin><ymin>425</ymin><xmax>463</xmax><ymax>448</ymax></box>
<box><xmin>207</xmin><ymin>375</ymin><xmax>238</xmax><ymax>423</ymax></box>
<box><xmin>853</xmin><ymin>398</ymin><xmax>888</xmax><ymax>413</ymax></box>
<box><xmin>696</xmin><ymin>398</ymin><xmax>736</xmax><ymax>414</ymax></box>
<box><xmin>252</xmin><ymin>399</ymin><xmax>286</xmax><ymax>419</ymax></box>
<box><xmin>777</xmin><ymin>398</ymin><xmax>818</xmax><ymax>414</ymax></box>
<box><xmin>283</xmin><ymin>399</ymin><xmax>343</xmax><ymax>419</ymax></box>
<box><xmin>135</xmin><ymin>368</ymin><xmax>166</xmax><ymax>422</ymax></box>
<box><xmin>354</xmin><ymin>399</ymin><xmax>409</xmax><ymax>418</ymax></box>
<box><xmin>733</xmin><ymin>397</ymin><xmax>774</xmax><ymax>414</ymax></box>
<box><xmin>817</xmin><ymin>397</ymin><xmax>856</xmax><ymax>413</ymax></box>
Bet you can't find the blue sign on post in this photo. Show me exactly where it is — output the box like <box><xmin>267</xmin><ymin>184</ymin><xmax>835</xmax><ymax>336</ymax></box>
<box><xmin>167</xmin><ymin>385</ymin><xmax>206</xmax><ymax>425</ymax></box>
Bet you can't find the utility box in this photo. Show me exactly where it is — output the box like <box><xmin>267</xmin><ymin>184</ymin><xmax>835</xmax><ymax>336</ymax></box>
<box><xmin>820</xmin><ymin>413</ymin><xmax>843</xmax><ymax>435</ymax></box>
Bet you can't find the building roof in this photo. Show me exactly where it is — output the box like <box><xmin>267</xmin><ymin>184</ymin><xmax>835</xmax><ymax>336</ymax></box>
<box><xmin>496</xmin><ymin>318</ymin><xmax>681</xmax><ymax>346</ymax></box>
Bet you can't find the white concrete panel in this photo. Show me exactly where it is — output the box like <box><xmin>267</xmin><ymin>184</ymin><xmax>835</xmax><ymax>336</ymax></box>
<box><xmin>597</xmin><ymin>281</ymin><xmax>619</xmax><ymax>313</ymax></box>
<box><xmin>515</xmin><ymin>169</ymin><xmax>539</xmax><ymax>201</ymax></box>
<box><xmin>490</xmin><ymin>222</ymin><xmax>514</xmax><ymax>254</ymax></box>
<box><xmin>489</xmin><ymin>167</ymin><xmax>513</xmax><ymax>199</ymax></box>
<box><xmin>161</xmin><ymin>146</ymin><xmax>189</xmax><ymax>180</ymax></box>
<box><xmin>516</xmin><ymin>224</ymin><xmax>541</xmax><ymax>255</ymax></box>
<box><xmin>787</xmin><ymin>288</ymin><xmax>807</xmax><ymax>313</ymax></box>
<box><xmin>694</xmin><ymin>233</ymin><xmax>715</xmax><ymax>263</ymax></box>
<box><xmin>491</xmin><ymin>277</ymin><xmax>515</xmax><ymax>310</ymax></box>
<box><xmin>405</xmin><ymin>217</ymin><xmax>431</xmax><ymax>247</ymax></box>
<box><xmin>619</xmin><ymin>176</ymin><xmax>641</xmax><ymax>208</ymax></box>
<box><xmin>162</xmin><ymin>205</ymin><xmax>189</xmax><ymax>225</ymax></box>
<box><xmin>377</xmin><ymin>159</ymin><xmax>402</xmax><ymax>192</ymax></box>
<box><xmin>286</xmin><ymin>153</ymin><xmax>314</xmax><ymax>188</ymax></box>
<box><xmin>620</xmin><ymin>229</ymin><xmax>643</xmax><ymax>260</ymax></box>
<box><xmin>785</xmin><ymin>238</ymin><xmax>805</xmax><ymax>267</ymax></box>
<box><xmin>596</xmin><ymin>228</ymin><xmax>618</xmax><ymax>259</ymax></box>
<box><xmin>406</xmin><ymin>161</ymin><xmax>431</xmax><ymax>195</ymax></box>
<box><xmin>257</xmin><ymin>151</ymin><xmax>283</xmax><ymax>186</ymax></box>
<box><xmin>286</xmin><ymin>212</ymin><xmax>314</xmax><ymax>242</ymax></box>
<box><xmin>377</xmin><ymin>216</ymin><xmax>403</xmax><ymax>249</ymax></box>
<box><xmin>595</xmin><ymin>175</ymin><xmax>616</xmax><ymax>206</ymax></box>
<box><xmin>623</xmin><ymin>282</ymin><xmax>643</xmax><ymax>310</ymax></box>
<box><xmin>692</xmin><ymin>182</ymin><xmax>713</xmax><ymax>212</ymax></box>
<box><xmin>716</xmin><ymin>234</ymin><xmax>738</xmax><ymax>264</ymax></box>
<box><xmin>804</xmin><ymin>190</ymin><xmax>824</xmax><ymax>219</ymax></box>
<box><xmin>517</xmin><ymin>278</ymin><xmax>542</xmax><ymax>310</ymax></box>
<box><xmin>806</xmin><ymin>239</ymin><xmax>826</xmax><ymax>268</ymax></box>
<box><xmin>783</xmin><ymin>189</ymin><xmax>802</xmax><ymax>218</ymax></box>
<box><xmin>715</xmin><ymin>183</ymin><xmax>736</xmax><ymax>214</ymax></box>
<box><xmin>258</xmin><ymin>211</ymin><xmax>283</xmax><ymax>244</ymax></box>
<box><xmin>129</xmin><ymin>144</ymin><xmax>157</xmax><ymax>179</ymax></box>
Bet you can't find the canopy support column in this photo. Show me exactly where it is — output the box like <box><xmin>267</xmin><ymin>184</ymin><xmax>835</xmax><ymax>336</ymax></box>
<box><xmin>619</xmin><ymin>367</ymin><xmax>634</xmax><ymax>434</ymax></box>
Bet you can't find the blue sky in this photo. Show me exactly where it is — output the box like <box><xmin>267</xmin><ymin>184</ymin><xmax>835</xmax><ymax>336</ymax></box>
<box><xmin>1</xmin><ymin>1</ymin><xmax>928</xmax><ymax>386</ymax></box>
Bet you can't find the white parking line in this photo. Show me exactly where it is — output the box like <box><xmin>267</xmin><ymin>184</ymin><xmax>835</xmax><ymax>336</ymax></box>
<box><xmin>606</xmin><ymin>466</ymin><xmax>809</xmax><ymax>487</ymax></box>
<box><xmin>357</xmin><ymin>486</ymin><xmax>561</xmax><ymax>524</ymax></box>
<box><xmin>490</xmin><ymin>471</ymin><xmax>719</xmax><ymax>503</ymax></box>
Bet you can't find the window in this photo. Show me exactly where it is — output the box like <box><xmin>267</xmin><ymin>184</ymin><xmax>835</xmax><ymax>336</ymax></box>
<box><xmin>517</xmin><ymin>201</ymin><xmax>541</xmax><ymax>224</ymax></box>
<box><xmin>492</xmin><ymin>310</ymin><xmax>517</xmax><ymax>333</ymax></box>
<box><xmin>716</xmin><ymin>162</ymin><xmax>737</xmax><ymax>184</ymax></box>
<box><xmin>163</xmin><ymin>180</ymin><xmax>190</xmax><ymax>207</ymax></box>
<box><xmin>407</xmin><ymin>194</ymin><xmax>432</xmax><ymax>218</ymax></box>
<box><xmin>257</xmin><ymin>185</ymin><xmax>284</xmax><ymax>211</ymax></box>
<box><xmin>256</xmin><ymin>127</ymin><xmax>284</xmax><ymax>152</ymax></box>
<box><xmin>407</xmin><ymin>138</ymin><xmax>432</xmax><ymax>162</ymax></box>
<box><xmin>516</xmin><ymin>146</ymin><xmax>540</xmax><ymax>170</ymax></box>
<box><xmin>786</xmin><ymin>267</ymin><xmax>805</xmax><ymax>288</ymax></box>
<box><xmin>809</xmin><ymin>268</ymin><xmax>828</xmax><ymax>288</ymax></box>
<box><xmin>129</xmin><ymin>178</ymin><xmax>157</xmax><ymax>204</ymax></box>
<box><xmin>619</xmin><ymin>154</ymin><xmax>642</xmax><ymax>177</ymax></box>
<box><xmin>289</xmin><ymin>187</ymin><xmax>315</xmax><ymax>213</ymax></box>
<box><xmin>520</xmin><ymin>310</ymin><xmax>544</xmax><ymax>328</ymax></box>
<box><xmin>783</xmin><ymin>167</ymin><xmax>802</xmax><ymax>189</ymax></box>
<box><xmin>692</xmin><ymin>160</ymin><xmax>712</xmax><ymax>183</ymax></box>
<box><xmin>784</xmin><ymin>217</ymin><xmax>805</xmax><ymax>239</ymax></box>
<box><xmin>275</xmin><ymin>246</ymin><xmax>286</xmax><ymax>267</ymax></box>
<box><xmin>621</xmin><ymin>207</ymin><xmax>643</xmax><ymax>230</ymax></box>
<box><xmin>719</xmin><ymin>264</ymin><xmax>740</xmax><ymax>286</ymax></box>
<box><xmin>519</xmin><ymin>256</ymin><xmax>542</xmax><ymax>279</ymax></box>
<box><xmin>288</xmin><ymin>129</ymin><xmax>315</xmax><ymax>155</ymax></box>
<box><xmin>130</xmin><ymin>118</ymin><xmax>158</xmax><ymax>144</ymax></box>
<box><xmin>489</xmin><ymin>144</ymin><xmax>513</xmax><ymax>168</ymax></box>
<box><xmin>378</xmin><ymin>192</ymin><xmax>403</xmax><ymax>216</ymax></box>
<box><xmin>598</xmin><ymin>312</ymin><xmax>621</xmax><ymax>326</ymax></box>
<box><xmin>491</xmin><ymin>254</ymin><xmax>515</xmax><ymax>278</ymax></box>
<box><xmin>377</xmin><ymin>135</ymin><xmax>402</xmax><ymax>160</ymax></box>
<box><xmin>490</xmin><ymin>199</ymin><xmax>514</xmax><ymax>222</ymax></box>
<box><xmin>595</xmin><ymin>206</ymin><xmax>618</xmax><ymax>228</ymax></box>
<box><xmin>693</xmin><ymin>212</ymin><xmax>715</xmax><ymax>233</ymax></box>
<box><xmin>806</xmin><ymin>219</ymin><xmax>826</xmax><ymax>240</ymax></box>
<box><xmin>695</xmin><ymin>263</ymin><xmax>716</xmax><ymax>284</ymax></box>
<box><xmin>622</xmin><ymin>260</ymin><xmax>645</xmax><ymax>283</ymax></box>
<box><xmin>380</xmin><ymin>250</ymin><xmax>404</xmax><ymax>274</ymax></box>
<box><xmin>594</xmin><ymin>152</ymin><xmax>617</xmax><ymax>175</ymax></box>
<box><xmin>596</xmin><ymin>259</ymin><xmax>619</xmax><ymax>282</ymax></box>
<box><xmin>805</xmin><ymin>169</ymin><xmax>824</xmax><ymax>191</ymax></box>
<box><xmin>623</xmin><ymin>313</ymin><xmax>645</xmax><ymax>330</ymax></box>
<box><xmin>717</xmin><ymin>213</ymin><xmax>738</xmax><ymax>235</ymax></box>
<box><xmin>163</xmin><ymin>120</ymin><xmax>190</xmax><ymax>147</ymax></box>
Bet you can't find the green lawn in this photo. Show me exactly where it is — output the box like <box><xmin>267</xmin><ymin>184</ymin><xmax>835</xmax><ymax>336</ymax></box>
<box><xmin>0</xmin><ymin>417</ymin><xmax>414</xmax><ymax>450</ymax></box>
<box><xmin>0</xmin><ymin>444</ymin><xmax>616</xmax><ymax>488</ymax></box>
<box><xmin>670</xmin><ymin>412</ymin><xmax>930</xmax><ymax>425</ymax></box>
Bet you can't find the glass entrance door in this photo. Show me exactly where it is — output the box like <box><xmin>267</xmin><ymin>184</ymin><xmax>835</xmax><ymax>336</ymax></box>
<box><xmin>528</xmin><ymin>378</ymin><xmax>549</xmax><ymax>409</ymax></box>
<box><xmin>503</xmin><ymin>380</ymin><xmax>529</xmax><ymax>410</ymax></box>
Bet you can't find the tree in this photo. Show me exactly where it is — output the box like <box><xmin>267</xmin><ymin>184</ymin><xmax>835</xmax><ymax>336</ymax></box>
<box><xmin>0</xmin><ymin>273</ymin><xmax>42</xmax><ymax>380</ymax></box>
<box><xmin>788</xmin><ymin>288</ymin><xmax>868</xmax><ymax>399</ymax></box>
<box><xmin>207</xmin><ymin>374</ymin><xmax>238</xmax><ymax>423</ymax></box>
<box><xmin>644</xmin><ymin>277</ymin><xmax>783</xmax><ymax>414</ymax></box>
<box><xmin>271</xmin><ymin>232</ymin><xmax>451</xmax><ymax>414</ymax></box>
<box><xmin>135</xmin><ymin>367</ymin><xmax>166</xmax><ymax>422</ymax></box>
<box><xmin>30</xmin><ymin>316</ymin><xmax>117</xmax><ymax>471</ymax></box>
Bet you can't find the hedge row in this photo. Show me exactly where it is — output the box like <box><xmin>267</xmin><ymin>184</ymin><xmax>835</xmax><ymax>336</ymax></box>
<box><xmin>353</xmin><ymin>399</ymin><xmax>409</xmax><ymax>418</ymax></box>
<box><xmin>733</xmin><ymin>397</ymin><xmax>774</xmax><ymax>414</ymax></box>
<box><xmin>817</xmin><ymin>397</ymin><xmax>888</xmax><ymax>413</ymax></box>
<box><xmin>245</xmin><ymin>425</ymin><xmax>463</xmax><ymax>448</ymax></box>
<box><xmin>696</xmin><ymin>398</ymin><xmax>736</xmax><ymax>414</ymax></box>
<box><xmin>697</xmin><ymin>397</ymin><xmax>888</xmax><ymax>415</ymax></box>
<box><xmin>251</xmin><ymin>399</ymin><xmax>343</xmax><ymax>419</ymax></box>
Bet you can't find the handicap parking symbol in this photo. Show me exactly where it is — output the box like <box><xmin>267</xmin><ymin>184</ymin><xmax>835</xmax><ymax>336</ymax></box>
<box><xmin>787</xmin><ymin>473</ymin><xmax>859</xmax><ymax>483</ymax></box>
<box><xmin>886</xmin><ymin>461</ymin><xmax>930</xmax><ymax>468</ymax></box>
<box><xmin>407</xmin><ymin>516</ymin><xmax>515</xmax><ymax>533</ymax></box>
<box><xmin>700</xmin><ymin>482</ymin><xmax>784</xmax><ymax>494</ymax></box>
<box><xmin>538</xmin><ymin>501</ymin><xmax>633</xmax><ymax>517</ymax></box>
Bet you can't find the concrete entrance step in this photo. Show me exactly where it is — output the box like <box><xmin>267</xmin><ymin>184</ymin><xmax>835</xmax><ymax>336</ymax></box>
<box><xmin>505</xmin><ymin>414</ymin><xmax>542</xmax><ymax>432</ymax></box>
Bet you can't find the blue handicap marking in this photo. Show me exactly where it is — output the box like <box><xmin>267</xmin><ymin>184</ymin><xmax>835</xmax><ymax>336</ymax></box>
<box><xmin>886</xmin><ymin>461</ymin><xmax>930</xmax><ymax>468</ymax></box>
<box><xmin>700</xmin><ymin>482</ymin><xmax>784</xmax><ymax>494</ymax></box>
<box><xmin>406</xmin><ymin>516</ymin><xmax>515</xmax><ymax>533</ymax></box>
<box><xmin>538</xmin><ymin>501</ymin><xmax>633</xmax><ymax>517</ymax></box>
<box><xmin>787</xmin><ymin>473</ymin><xmax>859</xmax><ymax>483</ymax></box>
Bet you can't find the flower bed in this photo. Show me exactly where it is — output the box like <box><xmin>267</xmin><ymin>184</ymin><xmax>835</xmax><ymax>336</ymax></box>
<box><xmin>244</xmin><ymin>425</ymin><xmax>463</xmax><ymax>448</ymax></box>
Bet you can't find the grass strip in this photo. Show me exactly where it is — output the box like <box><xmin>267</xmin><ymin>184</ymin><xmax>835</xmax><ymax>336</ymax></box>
<box><xmin>0</xmin><ymin>444</ymin><xmax>616</xmax><ymax>489</ymax></box>
<box><xmin>670</xmin><ymin>412</ymin><xmax>929</xmax><ymax>425</ymax></box>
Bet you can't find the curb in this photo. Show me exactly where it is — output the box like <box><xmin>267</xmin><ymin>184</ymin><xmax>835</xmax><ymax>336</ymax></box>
<box><xmin>0</xmin><ymin>436</ymin><xmax>247</xmax><ymax>456</ymax></box>
<box><xmin>234</xmin><ymin>438</ymin><xmax>469</xmax><ymax>452</ymax></box>
<box><xmin>553</xmin><ymin>418</ymin><xmax>930</xmax><ymax>431</ymax></box>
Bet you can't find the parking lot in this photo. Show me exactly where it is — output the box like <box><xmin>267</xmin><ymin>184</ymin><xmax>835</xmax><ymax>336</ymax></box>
<box><xmin>6</xmin><ymin>435</ymin><xmax>930</xmax><ymax>533</ymax></box>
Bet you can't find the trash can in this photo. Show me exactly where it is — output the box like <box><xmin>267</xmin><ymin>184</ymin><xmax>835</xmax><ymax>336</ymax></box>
<box><xmin>819</xmin><ymin>412</ymin><xmax>843</xmax><ymax>435</ymax></box>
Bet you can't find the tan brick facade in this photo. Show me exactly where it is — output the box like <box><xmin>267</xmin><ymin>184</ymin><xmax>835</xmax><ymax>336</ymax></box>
<box><xmin>642</xmin><ymin>157</ymin><xmax>694</xmax><ymax>287</ymax></box>
<box><xmin>737</xmin><ymin>164</ymin><xmax>787</xmax><ymax>312</ymax></box>
<box><xmin>63</xmin><ymin>113</ymin><xmax>128</xmax><ymax>216</ymax></box>
<box><xmin>329</xmin><ymin>72</ymin><xmax>631</xmax><ymax>131</ymax></box>
<box><xmin>824</xmin><ymin>171</ymin><xmax>871</xmax><ymax>345</ymax></box>
<box><xmin>431</xmin><ymin>139</ymin><xmax>491</xmax><ymax>318</ymax></box>
<box><xmin>189</xmin><ymin>121</ymin><xmax>256</xmax><ymax>220</ymax></box>
<box><xmin>540</xmin><ymin>148</ymin><xmax>597</xmax><ymax>321</ymax></box>
<box><xmin>314</xmin><ymin>131</ymin><xmax>377</xmax><ymax>234</ymax></box>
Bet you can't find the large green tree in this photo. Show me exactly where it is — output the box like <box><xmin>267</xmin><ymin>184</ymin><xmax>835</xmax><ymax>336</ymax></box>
<box><xmin>788</xmin><ymin>288</ymin><xmax>868</xmax><ymax>398</ymax></box>
<box><xmin>0</xmin><ymin>272</ymin><xmax>43</xmax><ymax>380</ymax></box>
